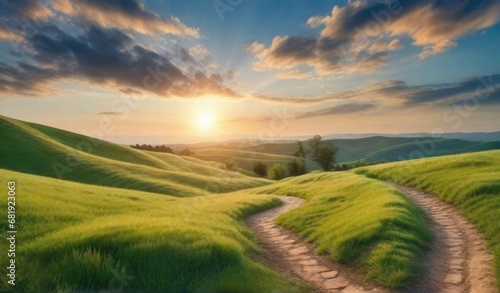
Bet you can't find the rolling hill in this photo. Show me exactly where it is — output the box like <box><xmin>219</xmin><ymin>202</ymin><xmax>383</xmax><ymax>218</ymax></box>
<box><xmin>355</xmin><ymin>150</ymin><xmax>500</xmax><ymax>288</ymax></box>
<box><xmin>191</xmin><ymin>148</ymin><xmax>324</xmax><ymax>175</ymax></box>
<box><xmin>0</xmin><ymin>115</ymin><xmax>269</xmax><ymax>196</ymax></box>
<box><xmin>243</xmin><ymin>136</ymin><xmax>500</xmax><ymax>164</ymax></box>
<box><xmin>0</xmin><ymin>169</ymin><xmax>301</xmax><ymax>292</ymax></box>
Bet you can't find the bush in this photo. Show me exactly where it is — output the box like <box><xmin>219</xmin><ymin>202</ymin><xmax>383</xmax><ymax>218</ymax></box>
<box><xmin>268</xmin><ymin>164</ymin><xmax>286</xmax><ymax>180</ymax></box>
<box><xmin>253</xmin><ymin>161</ymin><xmax>268</xmax><ymax>177</ymax></box>
<box><xmin>287</xmin><ymin>159</ymin><xmax>307</xmax><ymax>176</ymax></box>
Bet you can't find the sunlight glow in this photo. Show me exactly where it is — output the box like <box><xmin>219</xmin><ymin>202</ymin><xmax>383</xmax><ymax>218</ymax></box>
<box><xmin>195</xmin><ymin>111</ymin><xmax>215</xmax><ymax>130</ymax></box>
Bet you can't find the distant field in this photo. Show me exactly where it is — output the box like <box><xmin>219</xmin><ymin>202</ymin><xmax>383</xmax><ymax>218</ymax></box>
<box><xmin>252</xmin><ymin>172</ymin><xmax>432</xmax><ymax>288</ymax></box>
<box><xmin>0</xmin><ymin>115</ymin><xmax>269</xmax><ymax>197</ymax></box>
<box><xmin>0</xmin><ymin>169</ymin><xmax>303</xmax><ymax>293</ymax></box>
<box><xmin>192</xmin><ymin>148</ymin><xmax>324</xmax><ymax>174</ymax></box>
<box><xmin>355</xmin><ymin>150</ymin><xmax>500</xmax><ymax>289</ymax></box>
<box><xmin>244</xmin><ymin>136</ymin><xmax>500</xmax><ymax>164</ymax></box>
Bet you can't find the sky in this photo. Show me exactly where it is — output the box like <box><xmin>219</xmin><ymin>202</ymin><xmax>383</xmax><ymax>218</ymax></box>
<box><xmin>0</xmin><ymin>0</ymin><xmax>499</xmax><ymax>144</ymax></box>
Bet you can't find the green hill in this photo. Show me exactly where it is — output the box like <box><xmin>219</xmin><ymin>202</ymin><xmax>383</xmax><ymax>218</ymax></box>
<box><xmin>0</xmin><ymin>169</ymin><xmax>300</xmax><ymax>292</ymax></box>
<box><xmin>192</xmin><ymin>148</ymin><xmax>324</xmax><ymax>174</ymax></box>
<box><xmin>0</xmin><ymin>115</ymin><xmax>269</xmax><ymax>196</ymax></box>
<box><xmin>244</xmin><ymin>136</ymin><xmax>500</xmax><ymax>164</ymax></box>
<box><xmin>355</xmin><ymin>150</ymin><xmax>500</xmax><ymax>288</ymax></box>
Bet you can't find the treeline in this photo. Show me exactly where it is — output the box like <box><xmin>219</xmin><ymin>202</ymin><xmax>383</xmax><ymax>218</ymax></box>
<box><xmin>130</xmin><ymin>144</ymin><xmax>174</xmax><ymax>153</ymax></box>
<box><xmin>130</xmin><ymin>144</ymin><xmax>196</xmax><ymax>156</ymax></box>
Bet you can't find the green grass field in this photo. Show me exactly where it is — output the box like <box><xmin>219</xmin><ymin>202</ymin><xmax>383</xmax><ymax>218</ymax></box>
<box><xmin>2</xmin><ymin>114</ymin><xmax>499</xmax><ymax>291</ymax></box>
<box><xmin>0</xmin><ymin>115</ymin><xmax>269</xmax><ymax>197</ymax></box>
<box><xmin>0</xmin><ymin>169</ymin><xmax>304</xmax><ymax>293</ymax></box>
<box><xmin>251</xmin><ymin>172</ymin><xmax>432</xmax><ymax>288</ymax></box>
<box><xmin>355</xmin><ymin>150</ymin><xmax>500</xmax><ymax>288</ymax></box>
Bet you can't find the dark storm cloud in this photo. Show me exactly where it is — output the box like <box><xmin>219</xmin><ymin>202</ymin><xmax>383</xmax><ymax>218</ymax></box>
<box><xmin>249</xmin><ymin>0</ymin><xmax>500</xmax><ymax>74</ymax></box>
<box><xmin>0</xmin><ymin>25</ymin><xmax>238</xmax><ymax>98</ymax></box>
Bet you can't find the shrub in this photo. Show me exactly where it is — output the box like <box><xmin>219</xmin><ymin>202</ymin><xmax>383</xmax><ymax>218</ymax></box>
<box><xmin>268</xmin><ymin>164</ymin><xmax>286</xmax><ymax>180</ymax></box>
<box><xmin>253</xmin><ymin>161</ymin><xmax>268</xmax><ymax>177</ymax></box>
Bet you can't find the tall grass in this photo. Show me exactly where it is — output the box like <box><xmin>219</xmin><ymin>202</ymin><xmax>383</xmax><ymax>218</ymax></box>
<box><xmin>0</xmin><ymin>169</ymin><xmax>302</xmax><ymax>293</ymax></box>
<box><xmin>252</xmin><ymin>172</ymin><xmax>432</xmax><ymax>288</ymax></box>
<box><xmin>355</xmin><ymin>150</ymin><xmax>500</xmax><ymax>289</ymax></box>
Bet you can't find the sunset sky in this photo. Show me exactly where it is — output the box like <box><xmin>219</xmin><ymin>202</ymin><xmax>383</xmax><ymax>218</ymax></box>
<box><xmin>0</xmin><ymin>0</ymin><xmax>499</xmax><ymax>143</ymax></box>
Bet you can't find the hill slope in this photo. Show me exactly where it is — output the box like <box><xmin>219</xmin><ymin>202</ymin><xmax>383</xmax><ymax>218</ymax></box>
<box><xmin>245</xmin><ymin>136</ymin><xmax>500</xmax><ymax>164</ymax></box>
<box><xmin>0</xmin><ymin>115</ymin><xmax>269</xmax><ymax>196</ymax></box>
<box><xmin>355</xmin><ymin>150</ymin><xmax>500</xmax><ymax>289</ymax></box>
<box><xmin>0</xmin><ymin>169</ymin><xmax>300</xmax><ymax>292</ymax></box>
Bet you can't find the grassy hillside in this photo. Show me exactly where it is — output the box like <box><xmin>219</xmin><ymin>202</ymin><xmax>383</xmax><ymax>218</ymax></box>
<box><xmin>244</xmin><ymin>136</ymin><xmax>500</xmax><ymax>164</ymax></box>
<box><xmin>193</xmin><ymin>148</ymin><xmax>324</xmax><ymax>174</ymax></box>
<box><xmin>0</xmin><ymin>115</ymin><xmax>269</xmax><ymax>196</ymax></box>
<box><xmin>252</xmin><ymin>172</ymin><xmax>432</xmax><ymax>288</ymax></box>
<box><xmin>355</xmin><ymin>150</ymin><xmax>500</xmax><ymax>289</ymax></box>
<box><xmin>0</xmin><ymin>169</ymin><xmax>302</xmax><ymax>293</ymax></box>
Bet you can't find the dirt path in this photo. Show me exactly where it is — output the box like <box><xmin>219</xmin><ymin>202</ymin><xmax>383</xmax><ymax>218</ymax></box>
<box><xmin>246</xmin><ymin>196</ymin><xmax>390</xmax><ymax>293</ymax></box>
<box><xmin>391</xmin><ymin>184</ymin><xmax>498</xmax><ymax>293</ymax></box>
<box><xmin>247</xmin><ymin>189</ymin><xmax>498</xmax><ymax>293</ymax></box>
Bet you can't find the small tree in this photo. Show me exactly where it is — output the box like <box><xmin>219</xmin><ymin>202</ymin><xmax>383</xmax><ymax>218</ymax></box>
<box><xmin>289</xmin><ymin>141</ymin><xmax>307</xmax><ymax>176</ymax></box>
<box><xmin>268</xmin><ymin>164</ymin><xmax>286</xmax><ymax>180</ymax></box>
<box><xmin>179</xmin><ymin>147</ymin><xmax>194</xmax><ymax>156</ymax></box>
<box><xmin>308</xmin><ymin>135</ymin><xmax>338</xmax><ymax>171</ymax></box>
<box><xmin>253</xmin><ymin>161</ymin><xmax>268</xmax><ymax>177</ymax></box>
<box><xmin>287</xmin><ymin>159</ymin><xmax>307</xmax><ymax>176</ymax></box>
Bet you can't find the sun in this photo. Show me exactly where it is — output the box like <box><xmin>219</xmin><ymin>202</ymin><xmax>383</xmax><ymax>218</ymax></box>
<box><xmin>195</xmin><ymin>111</ymin><xmax>215</xmax><ymax>130</ymax></box>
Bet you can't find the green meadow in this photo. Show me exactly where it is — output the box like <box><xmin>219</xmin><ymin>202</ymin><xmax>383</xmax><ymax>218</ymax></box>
<box><xmin>1</xmin><ymin>115</ymin><xmax>499</xmax><ymax>292</ymax></box>
<box><xmin>252</xmin><ymin>172</ymin><xmax>432</xmax><ymax>288</ymax></box>
<box><xmin>0</xmin><ymin>115</ymin><xmax>269</xmax><ymax>197</ymax></box>
<box><xmin>0</xmin><ymin>169</ymin><xmax>303</xmax><ymax>293</ymax></box>
<box><xmin>356</xmin><ymin>150</ymin><xmax>500</xmax><ymax>288</ymax></box>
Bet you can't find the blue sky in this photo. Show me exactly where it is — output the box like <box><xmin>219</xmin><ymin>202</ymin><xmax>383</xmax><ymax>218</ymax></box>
<box><xmin>0</xmin><ymin>0</ymin><xmax>499</xmax><ymax>143</ymax></box>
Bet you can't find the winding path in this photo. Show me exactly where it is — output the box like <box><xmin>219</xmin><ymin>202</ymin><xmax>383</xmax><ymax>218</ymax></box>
<box><xmin>247</xmin><ymin>186</ymin><xmax>498</xmax><ymax>293</ymax></box>
<box><xmin>246</xmin><ymin>196</ymin><xmax>390</xmax><ymax>293</ymax></box>
<box><xmin>392</xmin><ymin>184</ymin><xmax>497</xmax><ymax>293</ymax></box>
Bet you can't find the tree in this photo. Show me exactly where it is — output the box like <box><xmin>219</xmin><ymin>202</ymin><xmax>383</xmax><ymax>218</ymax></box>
<box><xmin>179</xmin><ymin>147</ymin><xmax>194</xmax><ymax>156</ymax></box>
<box><xmin>287</xmin><ymin>159</ymin><xmax>307</xmax><ymax>176</ymax></box>
<box><xmin>268</xmin><ymin>164</ymin><xmax>286</xmax><ymax>180</ymax></box>
<box><xmin>308</xmin><ymin>135</ymin><xmax>338</xmax><ymax>171</ymax></box>
<box><xmin>253</xmin><ymin>161</ymin><xmax>268</xmax><ymax>177</ymax></box>
<box><xmin>288</xmin><ymin>141</ymin><xmax>307</xmax><ymax>176</ymax></box>
<box><xmin>307</xmin><ymin>135</ymin><xmax>322</xmax><ymax>154</ymax></box>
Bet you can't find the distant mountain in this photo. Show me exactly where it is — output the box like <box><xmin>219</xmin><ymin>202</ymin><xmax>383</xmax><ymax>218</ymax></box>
<box><xmin>324</xmin><ymin>131</ymin><xmax>500</xmax><ymax>142</ymax></box>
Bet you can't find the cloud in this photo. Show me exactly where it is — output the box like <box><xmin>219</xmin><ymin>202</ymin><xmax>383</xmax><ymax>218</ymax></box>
<box><xmin>276</xmin><ymin>69</ymin><xmax>312</xmax><ymax>80</ymax></box>
<box><xmin>248</xmin><ymin>0</ymin><xmax>500</xmax><ymax>74</ymax></box>
<box><xmin>0</xmin><ymin>0</ymin><xmax>53</xmax><ymax>22</ymax></box>
<box><xmin>95</xmin><ymin>111</ymin><xmax>123</xmax><ymax>115</ymax></box>
<box><xmin>0</xmin><ymin>25</ymin><xmax>23</xmax><ymax>42</ymax></box>
<box><xmin>222</xmin><ymin>102</ymin><xmax>377</xmax><ymax>125</ymax></box>
<box><xmin>296</xmin><ymin>103</ymin><xmax>377</xmax><ymax>119</ymax></box>
<box><xmin>245</xmin><ymin>42</ymin><xmax>266</xmax><ymax>54</ymax></box>
<box><xmin>52</xmin><ymin>0</ymin><xmax>200</xmax><ymax>38</ymax></box>
<box><xmin>0</xmin><ymin>25</ymin><xmax>238</xmax><ymax>98</ymax></box>
<box><xmin>249</xmin><ymin>73</ymin><xmax>500</xmax><ymax>107</ymax></box>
